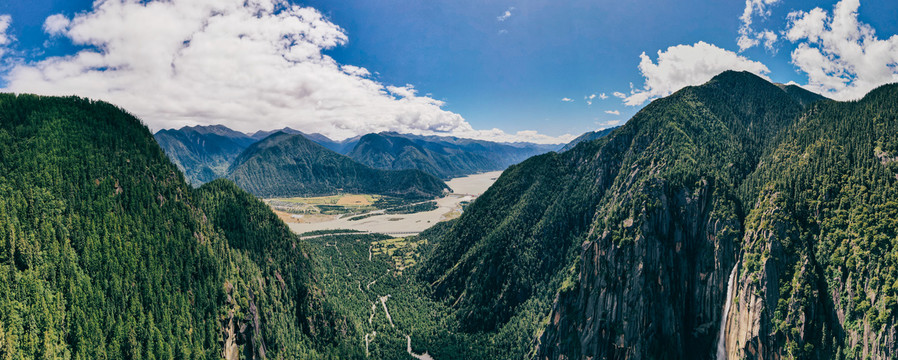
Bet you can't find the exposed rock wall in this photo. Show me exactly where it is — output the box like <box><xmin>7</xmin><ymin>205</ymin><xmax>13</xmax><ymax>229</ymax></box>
<box><xmin>539</xmin><ymin>179</ymin><xmax>741</xmax><ymax>359</ymax></box>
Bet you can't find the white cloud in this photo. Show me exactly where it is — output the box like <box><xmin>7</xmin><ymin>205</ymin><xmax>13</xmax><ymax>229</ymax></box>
<box><xmin>498</xmin><ymin>29</ymin><xmax>508</xmax><ymax>35</ymax></box>
<box><xmin>0</xmin><ymin>15</ymin><xmax>12</xmax><ymax>59</ymax></box>
<box><xmin>612</xmin><ymin>91</ymin><xmax>626</xmax><ymax>99</ymax></box>
<box><xmin>561</xmin><ymin>97</ymin><xmax>574</xmax><ymax>102</ymax></box>
<box><xmin>0</xmin><ymin>0</ymin><xmax>568</xmax><ymax>144</ymax></box>
<box><xmin>784</xmin><ymin>0</ymin><xmax>898</xmax><ymax>100</ymax></box>
<box><xmin>484</xmin><ymin>129</ymin><xmax>574</xmax><ymax>144</ymax></box>
<box><xmin>604</xmin><ymin>110</ymin><xmax>620</xmax><ymax>115</ymax></box>
<box><xmin>624</xmin><ymin>41</ymin><xmax>770</xmax><ymax>106</ymax></box>
<box><xmin>758</xmin><ymin>30</ymin><xmax>778</xmax><ymax>52</ymax></box>
<box><xmin>43</xmin><ymin>14</ymin><xmax>70</xmax><ymax>36</ymax></box>
<box><xmin>340</xmin><ymin>64</ymin><xmax>370</xmax><ymax>77</ymax></box>
<box><xmin>737</xmin><ymin>0</ymin><xmax>781</xmax><ymax>51</ymax></box>
<box><xmin>595</xmin><ymin>119</ymin><xmax>621</xmax><ymax>128</ymax></box>
<box><xmin>584</xmin><ymin>94</ymin><xmax>597</xmax><ymax>105</ymax></box>
<box><xmin>497</xmin><ymin>7</ymin><xmax>514</xmax><ymax>22</ymax></box>
<box><xmin>599</xmin><ymin>93</ymin><xmax>608</xmax><ymax>100</ymax></box>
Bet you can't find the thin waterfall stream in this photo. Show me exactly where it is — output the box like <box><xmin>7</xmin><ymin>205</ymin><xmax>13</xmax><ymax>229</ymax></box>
<box><xmin>717</xmin><ymin>266</ymin><xmax>737</xmax><ymax>360</ymax></box>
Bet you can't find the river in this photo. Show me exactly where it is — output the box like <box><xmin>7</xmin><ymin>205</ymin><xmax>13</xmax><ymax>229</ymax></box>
<box><xmin>285</xmin><ymin>171</ymin><xmax>502</xmax><ymax>235</ymax></box>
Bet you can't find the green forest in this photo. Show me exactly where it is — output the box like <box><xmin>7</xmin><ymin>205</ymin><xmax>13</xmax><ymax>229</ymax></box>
<box><xmin>227</xmin><ymin>132</ymin><xmax>448</xmax><ymax>199</ymax></box>
<box><xmin>2</xmin><ymin>69</ymin><xmax>898</xmax><ymax>360</ymax></box>
<box><xmin>0</xmin><ymin>94</ymin><xmax>355</xmax><ymax>359</ymax></box>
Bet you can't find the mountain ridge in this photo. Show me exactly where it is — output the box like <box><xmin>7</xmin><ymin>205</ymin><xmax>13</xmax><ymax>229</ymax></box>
<box><xmin>0</xmin><ymin>94</ymin><xmax>356</xmax><ymax>358</ymax></box>
<box><xmin>227</xmin><ymin>131</ymin><xmax>450</xmax><ymax>198</ymax></box>
<box><xmin>412</xmin><ymin>71</ymin><xmax>893</xmax><ymax>359</ymax></box>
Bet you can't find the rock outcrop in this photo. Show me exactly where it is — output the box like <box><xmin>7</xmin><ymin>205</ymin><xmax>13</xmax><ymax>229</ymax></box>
<box><xmin>538</xmin><ymin>179</ymin><xmax>740</xmax><ymax>359</ymax></box>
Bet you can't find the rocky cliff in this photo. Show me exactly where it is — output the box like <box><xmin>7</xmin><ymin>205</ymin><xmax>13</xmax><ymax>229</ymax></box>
<box><xmin>534</xmin><ymin>78</ymin><xmax>898</xmax><ymax>359</ymax></box>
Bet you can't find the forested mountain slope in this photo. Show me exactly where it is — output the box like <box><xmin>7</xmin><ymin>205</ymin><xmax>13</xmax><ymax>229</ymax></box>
<box><xmin>228</xmin><ymin>132</ymin><xmax>449</xmax><ymax>198</ymax></box>
<box><xmin>348</xmin><ymin>132</ymin><xmax>500</xmax><ymax>179</ymax></box>
<box><xmin>250</xmin><ymin>127</ymin><xmax>357</xmax><ymax>154</ymax></box>
<box><xmin>717</xmin><ymin>83</ymin><xmax>898</xmax><ymax>359</ymax></box>
<box><xmin>0</xmin><ymin>94</ymin><xmax>356</xmax><ymax>359</ymax></box>
<box><xmin>415</xmin><ymin>71</ymin><xmax>892</xmax><ymax>359</ymax></box>
<box><xmin>154</xmin><ymin>125</ymin><xmax>257</xmax><ymax>185</ymax></box>
<box><xmin>348</xmin><ymin>132</ymin><xmax>558</xmax><ymax>179</ymax></box>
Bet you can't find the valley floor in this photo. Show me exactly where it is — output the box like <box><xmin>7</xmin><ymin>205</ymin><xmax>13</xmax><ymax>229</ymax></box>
<box><xmin>282</xmin><ymin>171</ymin><xmax>501</xmax><ymax>235</ymax></box>
<box><xmin>310</xmin><ymin>233</ymin><xmax>495</xmax><ymax>359</ymax></box>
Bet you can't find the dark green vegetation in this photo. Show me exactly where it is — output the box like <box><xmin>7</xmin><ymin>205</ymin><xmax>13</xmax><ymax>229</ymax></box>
<box><xmin>4</xmin><ymin>70</ymin><xmax>896</xmax><ymax>360</ymax></box>
<box><xmin>299</xmin><ymin>229</ymin><xmax>363</xmax><ymax>237</ymax></box>
<box><xmin>154</xmin><ymin>125</ymin><xmax>257</xmax><ymax>185</ymax></box>
<box><xmin>157</xmin><ymin>126</ymin><xmax>556</xmax><ymax>194</ymax></box>
<box><xmin>347</xmin><ymin>132</ymin><xmax>556</xmax><ymax>179</ymax></box>
<box><xmin>775</xmin><ymin>83</ymin><xmax>828</xmax><ymax>107</ymax></box>
<box><xmin>558</xmin><ymin>126</ymin><xmax>618</xmax><ymax>152</ymax></box>
<box><xmin>0</xmin><ymin>94</ymin><xmax>356</xmax><ymax>359</ymax></box>
<box><xmin>227</xmin><ymin>132</ymin><xmax>449</xmax><ymax>199</ymax></box>
<box><xmin>155</xmin><ymin>126</ymin><xmax>362</xmax><ymax>187</ymax></box>
<box><xmin>726</xmin><ymin>83</ymin><xmax>898</xmax><ymax>359</ymax></box>
<box><xmin>308</xmin><ymin>232</ymin><xmax>539</xmax><ymax>359</ymax></box>
<box><xmin>384</xmin><ymin>201</ymin><xmax>437</xmax><ymax>215</ymax></box>
<box><xmin>249</xmin><ymin>127</ymin><xmax>359</xmax><ymax>154</ymax></box>
<box><xmin>416</xmin><ymin>71</ymin><xmax>898</xmax><ymax>359</ymax></box>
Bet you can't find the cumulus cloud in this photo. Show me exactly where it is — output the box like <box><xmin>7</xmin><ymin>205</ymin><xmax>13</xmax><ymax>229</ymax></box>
<box><xmin>0</xmin><ymin>15</ymin><xmax>12</xmax><ymax>58</ymax></box>
<box><xmin>623</xmin><ymin>41</ymin><xmax>770</xmax><ymax>106</ymax></box>
<box><xmin>0</xmin><ymin>0</ymin><xmax>567</xmax><ymax>144</ymax></box>
<box><xmin>599</xmin><ymin>93</ymin><xmax>608</xmax><ymax>100</ymax></box>
<box><xmin>738</xmin><ymin>0</ymin><xmax>781</xmax><ymax>51</ymax></box>
<box><xmin>561</xmin><ymin>97</ymin><xmax>574</xmax><ymax>102</ymax></box>
<box><xmin>43</xmin><ymin>14</ymin><xmax>70</xmax><ymax>36</ymax></box>
<box><xmin>784</xmin><ymin>0</ymin><xmax>898</xmax><ymax>100</ymax></box>
<box><xmin>612</xmin><ymin>91</ymin><xmax>626</xmax><ymax>99</ymax></box>
<box><xmin>497</xmin><ymin>7</ymin><xmax>513</xmax><ymax>22</ymax></box>
<box><xmin>604</xmin><ymin>110</ymin><xmax>620</xmax><ymax>115</ymax></box>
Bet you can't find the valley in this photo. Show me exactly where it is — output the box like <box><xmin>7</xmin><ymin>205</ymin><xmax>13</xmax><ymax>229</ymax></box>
<box><xmin>3</xmin><ymin>72</ymin><xmax>898</xmax><ymax>360</ymax></box>
<box><xmin>308</xmin><ymin>232</ymin><xmax>506</xmax><ymax>359</ymax></box>
<box><xmin>4</xmin><ymin>0</ymin><xmax>897</xmax><ymax>359</ymax></box>
<box><xmin>273</xmin><ymin>171</ymin><xmax>501</xmax><ymax>236</ymax></box>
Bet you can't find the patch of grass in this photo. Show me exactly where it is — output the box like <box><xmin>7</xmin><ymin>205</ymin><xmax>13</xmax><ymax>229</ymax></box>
<box><xmin>371</xmin><ymin>237</ymin><xmax>428</xmax><ymax>273</ymax></box>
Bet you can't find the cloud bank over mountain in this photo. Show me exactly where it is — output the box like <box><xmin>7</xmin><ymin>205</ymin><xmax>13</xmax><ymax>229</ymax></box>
<box><xmin>0</xmin><ymin>0</ymin><xmax>571</xmax><ymax>144</ymax></box>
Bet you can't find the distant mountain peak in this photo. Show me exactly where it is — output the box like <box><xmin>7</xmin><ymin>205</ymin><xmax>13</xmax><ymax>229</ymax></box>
<box><xmin>228</xmin><ymin>132</ymin><xmax>449</xmax><ymax>198</ymax></box>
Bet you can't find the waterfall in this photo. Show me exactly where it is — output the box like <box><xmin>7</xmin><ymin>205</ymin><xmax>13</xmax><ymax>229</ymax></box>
<box><xmin>716</xmin><ymin>266</ymin><xmax>737</xmax><ymax>360</ymax></box>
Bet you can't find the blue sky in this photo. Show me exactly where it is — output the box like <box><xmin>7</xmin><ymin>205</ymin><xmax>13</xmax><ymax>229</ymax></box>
<box><xmin>1</xmin><ymin>0</ymin><xmax>897</xmax><ymax>142</ymax></box>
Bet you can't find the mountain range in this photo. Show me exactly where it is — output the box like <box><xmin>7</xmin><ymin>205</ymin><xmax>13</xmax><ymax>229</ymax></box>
<box><xmin>347</xmin><ymin>131</ymin><xmax>557</xmax><ymax>179</ymax></box>
<box><xmin>5</xmin><ymin>70</ymin><xmax>898</xmax><ymax>359</ymax></box>
<box><xmin>154</xmin><ymin>124</ymin><xmax>257</xmax><ymax>185</ymax></box>
<box><xmin>155</xmin><ymin>125</ymin><xmax>563</xmax><ymax>190</ymax></box>
<box><xmin>227</xmin><ymin>132</ymin><xmax>449</xmax><ymax>198</ymax></box>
